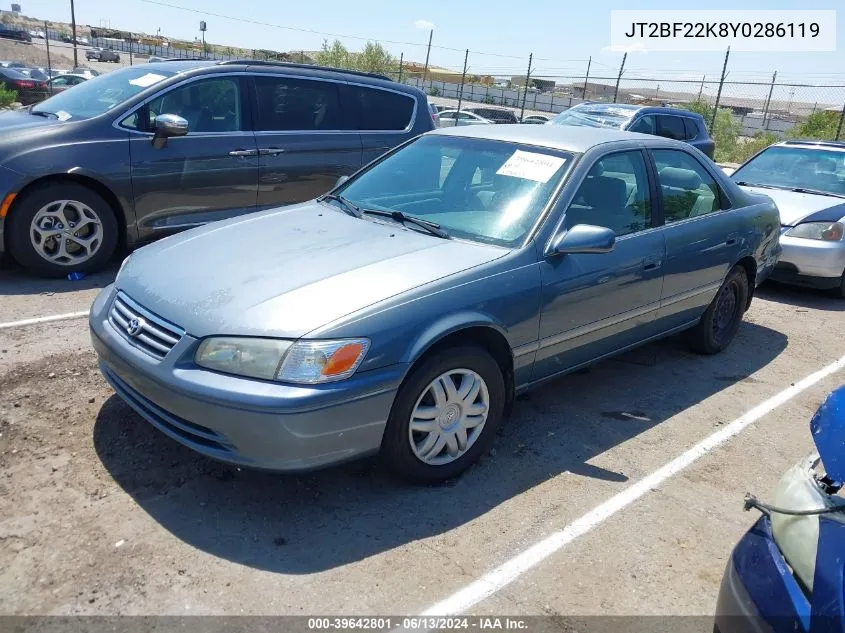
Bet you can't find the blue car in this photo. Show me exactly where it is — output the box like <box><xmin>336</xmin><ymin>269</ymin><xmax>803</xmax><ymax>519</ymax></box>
<box><xmin>548</xmin><ymin>103</ymin><xmax>715</xmax><ymax>159</ymax></box>
<box><xmin>715</xmin><ymin>386</ymin><xmax>845</xmax><ymax>633</ymax></box>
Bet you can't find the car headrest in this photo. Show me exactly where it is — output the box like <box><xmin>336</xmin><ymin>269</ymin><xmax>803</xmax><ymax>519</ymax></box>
<box><xmin>578</xmin><ymin>175</ymin><xmax>627</xmax><ymax>208</ymax></box>
<box><xmin>659</xmin><ymin>167</ymin><xmax>702</xmax><ymax>190</ymax></box>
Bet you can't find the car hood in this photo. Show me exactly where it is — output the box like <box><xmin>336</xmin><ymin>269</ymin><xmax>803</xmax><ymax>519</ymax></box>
<box><xmin>118</xmin><ymin>202</ymin><xmax>507</xmax><ymax>339</ymax></box>
<box><xmin>740</xmin><ymin>186</ymin><xmax>845</xmax><ymax>226</ymax></box>
<box><xmin>810</xmin><ymin>386</ymin><xmax>845</xmax><ymax>482</ymax></box>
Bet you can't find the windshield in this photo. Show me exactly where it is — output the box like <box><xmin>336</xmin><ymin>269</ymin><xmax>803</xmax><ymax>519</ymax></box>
<box><xmin>549</xmin><ymin>105</ymin><xmax>637</xmax><ymax>129</ymax></box>
<box><xmin>732</xmin><ymin>145</ymin><xmax>845</xmax><ymax>196</ymax></box>
<box><xmin>32</xmin><ymin>66</ymin><xmax>176</xmax><ymax>121</ymax></box>
<box><xmin>335</xmin><ymin>134</ymin><xmax>574</xmax><ymax>247</ymax></box>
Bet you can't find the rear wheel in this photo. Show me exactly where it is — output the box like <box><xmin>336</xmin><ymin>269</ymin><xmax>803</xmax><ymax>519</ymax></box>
<box><xmin>381</xmin><ymin>345</ymin><xmax>505</xmax><ymax>484</ymax></box>
<box><xmin>7</xmin><ymin>182</ymin><xmax>118</xmax><ymax>277</ymax></box>
<box><xmin>688</xmin><ymin>266</ymin><xmax>749</xmax><ymax>354</ymax></box>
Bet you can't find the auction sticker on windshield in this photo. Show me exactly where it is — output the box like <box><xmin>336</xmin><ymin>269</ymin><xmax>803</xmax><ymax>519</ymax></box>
<box><xmin>496</xmin><ymin>150</ymin><xmax>566</xmax><ymax>183</ymax></box>
<box><xmin>129</xmin><ymin>73</ymin><xmax>167</xmax><ymax>88</ymax></box>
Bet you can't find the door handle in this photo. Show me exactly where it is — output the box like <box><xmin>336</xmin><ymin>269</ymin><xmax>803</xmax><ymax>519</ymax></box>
<box><xmin>259</xmin><ymin>147</ymin><xmax>285</xmax><ymax>156</ymax></box>
<box><xmin>228</xmin><ymin>149</ymin><xmax>258</xmax><ymax>157</ymax></box>
<box><xmin>643</xmin><ymin>256</ymin><xmax>662</xmax><ymax>272</ymax></box>
<box><xmin>725</xmin><ymin>232</ymin><xmax>739</xmax><ymax>246</ymax></box>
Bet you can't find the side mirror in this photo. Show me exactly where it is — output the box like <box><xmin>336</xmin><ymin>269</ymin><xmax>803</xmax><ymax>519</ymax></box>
<box><xmin>334</xmin><ymin>175</ymin><xmax>350</xmax><ymax>188</ymax></box>
<box><xmin>547</xmin><ymin>224</ymin><xmax>616</xmax><ymax>256</ymax></box>
<box><xmin>152</xmin><ymin>113</ymin><xmax>188</xmax><ymax>149</ymax></box>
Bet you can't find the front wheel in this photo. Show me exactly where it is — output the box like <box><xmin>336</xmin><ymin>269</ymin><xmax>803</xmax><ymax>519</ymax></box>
<box><xmin>381</xmin><ymin>346</ymin><xmax>505</xmax><ymax>484</ymax></box>
<box><xmin>687</xmin><ymin>266</ymin><xmax>749</xmax><ymax>355</ymax></box>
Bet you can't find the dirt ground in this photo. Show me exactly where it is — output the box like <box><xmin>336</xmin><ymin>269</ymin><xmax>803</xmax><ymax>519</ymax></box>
<box><xmin>1</xmin><ymin>261</ymin><xmax>844</xmax><ymax>618</ymax></box>
<box><xmin>0</xmin><ymin>39</ymin><xmax>75</xmax><ymax>68</ymax></box>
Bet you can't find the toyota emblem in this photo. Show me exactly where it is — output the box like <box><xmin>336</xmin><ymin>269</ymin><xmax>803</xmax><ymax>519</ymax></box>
<box><xmin>126</xmin><ymin>317</ymin><xmax>145</xmax><ymax>337</ymax></box>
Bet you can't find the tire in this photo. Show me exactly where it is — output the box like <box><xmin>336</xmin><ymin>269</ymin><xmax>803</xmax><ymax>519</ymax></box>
<box><xmin>832</xmin><ymin>272</ymin><xmax>845</xmax><ymax>300</ymax></box>
<box><xmin>7</xmin><ymin>182</ymin><xmax>119</xmax><ymax>277</ymax></box>
<box><xmin>687</xmin><ymin>266</ymin><xmax>749</xmax><ymax>355</ymax></box>
<box><xmin>381</xmin><ymin>345</ymin><xmax>506</xmax><ymax>484</ymax></box>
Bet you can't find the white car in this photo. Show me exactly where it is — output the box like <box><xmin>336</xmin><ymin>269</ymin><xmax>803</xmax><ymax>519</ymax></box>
<box><xmin>436</xmin><ymin>110</ymin><xmax>493</xmax><ymax>127</ymax></box>
<box><xmin>731</xmin><ymin>140</ymin><xmax>845</xmax><ymax>298</ymax></box>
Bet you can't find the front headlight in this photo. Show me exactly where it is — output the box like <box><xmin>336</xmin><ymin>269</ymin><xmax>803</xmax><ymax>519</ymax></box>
<box><xmin>196</xmin><ymin>337</ymin><xmax>293</xmax><ymax>381</ymax></box>
<box><xmin>195</xmin><ymin>337</ymin><xmax>369</xmax><ymax>383</ymax></box>
<box><xmin>785</xmin><ymin>221</ymin><xmax>844</xmax><ymax>241</ymax></box>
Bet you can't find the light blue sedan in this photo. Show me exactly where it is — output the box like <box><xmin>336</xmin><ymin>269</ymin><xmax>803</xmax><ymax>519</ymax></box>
<box><xmin>90</xmin><ymin>125</ymin><xmax>781</xmax><ymax>483</ymax></box>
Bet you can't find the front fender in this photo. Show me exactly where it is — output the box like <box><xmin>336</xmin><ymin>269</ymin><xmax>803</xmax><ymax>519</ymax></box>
<box><xmin>403</xmin><ymin>310</ymin><xmax>511</xmax><ymax>365</ymax></box>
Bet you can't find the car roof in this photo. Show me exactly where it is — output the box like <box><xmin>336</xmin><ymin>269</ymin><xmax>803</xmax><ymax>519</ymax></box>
<box><xmin>430</xmin><ymin>123</ymin><xmax>657</xmax><ymax>152</ymax></box>
<box><xmin>776</xmin><ymin>139</ymin><xmax>845</xmax><ymax>152</ymax></box>
<box><xmin>570</xmin><ymin>102</ymin><xmax>704</xmax><ymax>118</ymax></box>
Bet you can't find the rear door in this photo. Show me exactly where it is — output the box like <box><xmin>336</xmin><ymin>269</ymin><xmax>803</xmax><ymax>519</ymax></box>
<box><xmin>341</xmin><ymin>82</ymin><xmax>418</xmax><ymax>165</ymax></box>
<box><xmin>650</xmin><ymin>148</ymin><xmax>746</xmax><ymax>328</ymax></box>
<box><xmin>251</xmin><ymin>74</ymin><xmax>363</xmax><ymax>209</ymax></box>
<box><xmin>126</xmin><ymin>75</ymin><xmax>259</xmax><ymax>235</ymax></box>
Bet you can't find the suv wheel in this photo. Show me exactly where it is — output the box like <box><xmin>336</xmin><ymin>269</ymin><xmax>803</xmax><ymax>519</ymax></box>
<box><xmin>381</xmin><ymin>345</ymin><xmax>505</xmax><ymax>483</ymax></box>
<box><xmin>7</xmin><ymin>182</ymin><xmax>119</xmax><ymax>277</ymax></box>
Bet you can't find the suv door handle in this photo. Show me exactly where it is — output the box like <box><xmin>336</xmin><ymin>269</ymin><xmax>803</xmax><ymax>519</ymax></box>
<box><xmin>725</xmin><ymin>232</ymin><xmax>739</xmax><ymax>246</ymax></box>
<box><xmin>259</xmin><ymin>147</ymin><xmax>285</xmax><ymax>156</ymax></box>
<box><xmin>228</xmin><ymin>149</ymin><xmax>258</xmax><ymax>157</ymax></box>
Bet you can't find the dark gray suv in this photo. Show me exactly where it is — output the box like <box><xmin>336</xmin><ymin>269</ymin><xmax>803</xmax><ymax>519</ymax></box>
<box><xmin>0</xmin><ymin>60</ymin><xmax>434</xmax><ymax>276</ymax></box>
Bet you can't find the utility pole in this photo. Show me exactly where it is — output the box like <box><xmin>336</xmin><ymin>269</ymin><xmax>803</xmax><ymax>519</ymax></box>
<box><xmin>398</xmin><ymin>52</ymin><xmax>403</xmax><ymax>82</ymax></box>
<box><xmin>697</xmin><ymin>74</ymin><xmax>705</xmax><ymax>101</ymax></box>
<box><xmin>836</xmin><ymin>101</ymin><xmax>845</xmax><ymax>141</ymax></box>
<box><xmin>70</xmin><ymin>0</ymin><xmax>78</xmax><ymax>67</ymax></box>
<box><xmin>45</xmin><ymin>20</ymin><xmax>53</xmax><ymax>92</ymax></box>
<box><xmin>582</xmin><ymin>56</ymin><xmax>591</xmax><ymax>102</ymax></box>
<box><xmin>762</xmin><ymin>71</ymin><xmax>777</xmax><ymax>130</ymax></box>
<box><xmin>455</xmin><ymin>49</ymin><xmax>469</xmax><ymax>115</ymax></box>
<box><xmin>710</xmin><ymin>47</ymin><xmax>730</xmax><ymax>132</ymax></box>
<box><xmin>613</xmin><ymin>52</ymin><xmax>626</xmax><ymax>103</ymax></box>
<box><xmin>519</xmin><ymin>53</ymin><xmax>533</xmax><ymax>122</ymax></box>
<box><xmin>199</xmin><ymin>20</ymin><xmax>207</xmax><ymax>59</ymax></box>
<box><xmin>129</xmin><ymin>32</ymin><xmax>133</xmax><ymax>65</ymax></box>
<box><xmin>422</xmin><ymin>29</ymin><xmax>433</xmax><ymax>84</ymax></box>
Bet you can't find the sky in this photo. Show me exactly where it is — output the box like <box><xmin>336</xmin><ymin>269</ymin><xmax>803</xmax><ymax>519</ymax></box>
<box><xmin>31</xmin><ymin>0</ymin><xmax>845</xmax><ymax>89</ymax></box>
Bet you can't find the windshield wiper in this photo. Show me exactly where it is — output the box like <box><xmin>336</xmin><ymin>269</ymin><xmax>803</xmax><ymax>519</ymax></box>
<box><xmin>319</xmin><ymin>193</ymin><xmax>362</xmax><ymax>218</ymax></box>
<box><xmin>735</xmin><ymin>181</ymin><xmax>776</xmax><ymax>189</ymax></box>
<box><xmin>788</xmin><ymin>187</ymin><xmax>845</xmax><ymax>199</ymax></box>
<box><xmin>29</xmin><ymin>110</ymin><xmax>57</xmax><ymax>119</ymax></box>
<box><xmin>363</xmin><ymin>209</ymin><xmax>450</xmax><ymax>239</ymax></box>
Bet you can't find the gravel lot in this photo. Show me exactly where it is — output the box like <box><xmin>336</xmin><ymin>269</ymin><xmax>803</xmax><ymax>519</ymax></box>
<box><xmin>1</xmin><ymin>255</ymin><xmax>843</xmax><ymax>618</ymax></box>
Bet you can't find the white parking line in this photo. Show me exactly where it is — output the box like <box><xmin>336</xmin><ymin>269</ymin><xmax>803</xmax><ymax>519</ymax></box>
<box><xmin>418</xmin><ymin>353</ymin><xmax>845</xmax><ymax>617</ymax></box>
<box><xmin>0</xmin><ymin>311</ymin><xmax>89</xmax><ymax>331</ymax></box>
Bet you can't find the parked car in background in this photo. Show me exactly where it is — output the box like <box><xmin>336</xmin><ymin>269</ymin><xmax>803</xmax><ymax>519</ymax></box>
<box><xmin>0</xmin><ymin>60</ymin><xmax>434</xmax><ymax>276</ymax></box>
<box><xmin>85</xmin><ymin>48</ymin><xmax>102</xmax><ymax>61</ymax></box>
<box><xmin>437</xmin><ymin>109</ymin><xmax>493</xmax><ymax>127</ymax></box>
<box><xmin>89</xmin><ymin>124</ymin><xmax>779</xmax><ymax>483</ymax></box>
<box><xmin>522</xmin><ymin>114</ymin><xmax>551</xmax><ymax>124</ymax></box>
<box><xmin>148</xmin><ymin>56</ymin><xmax>166</xmax><ymax>63</ymax></box>
<box><xmin>714</xmin><ymin>385</ymin><xmax>845</xmax><ymax>633</ymax></box>
<box><xmin>46</xmin><ymin>73</ymin><xmax>88</xmax><ymax>94</ymax></box>
<box><xmin>17</xmin><ymin>68</ymin><xmax>49</xmax><ymax>81</ymax></box>
<box><xmin>731</xmin><ymin>140</ymin><xmax>845</xmax><ymax>298</ymax></box>
<box><xmin>464</xmin><ymin>106</ymin><xmax>519</xmax><ymax>124</ymax></box>
<box><xmin>0</xmin><ymin>25</ymin><xmax>32</xmax><ymax>44</ymax></box>
<box><xmin>0</xmin><ymin>67</ymin><xmax>48</xmax><ymax>104</ymax></box>
<box><xmin>0</xmin><ymin>61</ymin><xmax>27</xmax><ymax>69</ymax></box>
<box><xmin>548</xmin><ymin>103</ymin><xmax>715</xmax><ymax>159</ymax></box>
<box><xmin>87</xmin><ymin>48</ymin><xmax>120</xmax><ymax>63</ymax></box>
<box><xmin>69</xmin><ymin>67</ymin><xmax>101</xmax><ymax>79</ymax></box>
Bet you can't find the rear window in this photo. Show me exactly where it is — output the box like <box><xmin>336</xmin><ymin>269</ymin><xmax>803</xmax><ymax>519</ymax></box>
<box><xmin>683</xmin><ymin>118</ymin><xmax>700</xmax><ymax>140</ymax></box>
<box><xmin>658</xmin><ymin>116</ymin><xmax>686</xmax><ymax>141</ymax></box>
<box><xmin>347</xmin><ymin>85</ymin><xmax>414</xmax><ymax>131</ymax></box>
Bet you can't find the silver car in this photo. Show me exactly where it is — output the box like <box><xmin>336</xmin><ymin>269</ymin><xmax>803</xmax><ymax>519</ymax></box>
<box><xmin>90</xmin><ymin>124</ymin><xmax>780</xmax><ymax>483</ymax></box>
<box><xmin>732</xmin><ymin>140</ymin><xmax>845</xmax><ymax>298</ymax></box>
<box><xmin>437</xmin><ymin>109</ymin><xmax>493</xmax><ymax>127</ymax></box>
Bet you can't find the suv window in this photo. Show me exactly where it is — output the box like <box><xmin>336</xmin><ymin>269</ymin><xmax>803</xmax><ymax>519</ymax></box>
<box><xmin>683</xmin><ymin>118</ymin><xmax>699</xmax><ymax>140</ymax></box>
<box><xmin>253</xmin><ymin>76</ymin><xmax>343</xmax><ymax>131</ymax></box>
<box><xmin>144</xmin><ymin>78</ymin><xmax>242</xmax><ymax>133</ymax></box>
<box><xmin>565</xmin><ymin>150</ymin><xmax>651</xmax><ymax>237</ymax></box>
<box><xmin>653</xmin><ymin>149</ymin><xmax>722</xmax><ymax>222</ymax></box>
<box><xmin>628</xmin><ymin>115</ymin><xmax>656</xmax><ymax>135</ymax></box>
<box><xmin>657</xmin><ymin>115</ymin><xmax>686</xmax><ymax>141</ymax></box>
<box><xmin>347</xmin><ymin>85</ymin><xmax>414</xmax><ymax>131</ymax></box>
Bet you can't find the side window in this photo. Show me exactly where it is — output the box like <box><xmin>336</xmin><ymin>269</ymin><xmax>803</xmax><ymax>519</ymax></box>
<box><xmin>653</xmin><ymin>149</ymin><xmax>722</xmax><ymax>222</ymax></box>
<box><xmin>657</xmin><ymin>116</ymin><xmax>686</xmax><ymax>141</ymax></box>
<box><xmin>147</xmin><ymin>78</ymin><xmax>242</xmax><ymax>133</ymax></box>
<box><xmin>683</xmin><ymin>118</ymin><xmax>699</xmax><ymax>140</ymax></box>
<box><xmin>628</xmin><ymin>115</ymin><xmax>656</xmax><ymax>135</ymax></box>
<box><xmin>347</xmin><ymin>85</ymin><xmax>414</xmax><ymax>131</ymax></box>
<box><xmin>253</xmin><ymin>76</ymin><xmax>342</xmax><ymax>131</ymax></box>
<box><xmin>565</xmin><ymin>151</ymin><xmax>651</xmax><ymax>237</ymax></box>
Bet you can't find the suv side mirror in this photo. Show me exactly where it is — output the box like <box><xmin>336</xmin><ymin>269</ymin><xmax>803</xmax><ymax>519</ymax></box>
<box><xmin>547</xmin><ymin>224</ymin><xmax>616</xmax><ymax>256</ymax></box>
<box><xmin>152</xmin><ymin>113</ymin><xmax>188</xmax><ymax>149</ymax></box>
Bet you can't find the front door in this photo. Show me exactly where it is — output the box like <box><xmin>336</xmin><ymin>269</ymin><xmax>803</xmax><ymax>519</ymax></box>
<box><xmin>250</xmin><ymin>74</ymin><xmax>362</xmax><ymax>209</ymax></box>
<box><xmin>534</xmin><ymin>149</ymin><xmax>666</xmax><ymax>379</ymax></box>
<box><xmin>127</xmin><ymin>76</ymin><xmax>258</xmax><ymax>237</ymax></box>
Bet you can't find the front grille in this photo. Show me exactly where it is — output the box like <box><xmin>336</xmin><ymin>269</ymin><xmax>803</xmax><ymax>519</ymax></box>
<box><xmin>109</xmin><ymin>292</ymin><xmax>184</xmax><ymax>360</ymax></box>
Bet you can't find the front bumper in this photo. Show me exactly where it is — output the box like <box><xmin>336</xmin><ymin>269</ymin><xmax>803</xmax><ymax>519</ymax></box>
<box><xmin>89</xmin><ymin>285</ymin><xmax>404</xmax><ymax>472</ymax></box>
<box><xmin>769</xmin><ymin>234</ymin><xmax>845</xmax><ymax>289</ymax></box>
<box><xmin>714</xmin><ymin>516</ymin><xmax>810</xmax><ymax>633</ymax></box>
